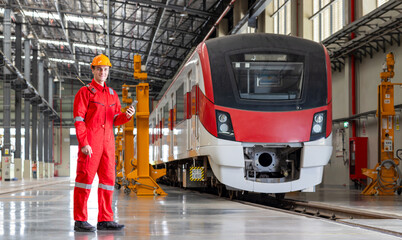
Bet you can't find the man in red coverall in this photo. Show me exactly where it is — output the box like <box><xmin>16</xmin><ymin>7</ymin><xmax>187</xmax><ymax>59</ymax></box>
<box><xmin>73</xmin><ymin>54</ymin><xmax>135</xmax><ymax>232</ymax></box>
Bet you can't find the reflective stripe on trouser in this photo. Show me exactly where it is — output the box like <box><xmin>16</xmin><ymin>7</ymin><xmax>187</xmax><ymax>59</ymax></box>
<box><xmin>73</xmin><ymin>143</ymin><xmax>115</xmax><ymax>222</ymax></box>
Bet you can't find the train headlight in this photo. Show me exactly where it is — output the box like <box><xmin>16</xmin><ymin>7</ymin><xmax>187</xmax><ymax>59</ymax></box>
<box><xmin>218</xmin><ymin>114</ymin><xmax>228</xmax><ymax>123</ymax></box>
<box><xmin>310</xmin><ymin>111</ymin><xmax>327</xmax><ymax>141</ymax></box>
<box><xmin>216</xmin><ymin>110</ymin><xmax>235</xmax><ymax>141</ymax></box>
<box><xmin>314</xmin><ymin>113</ymin><xmax>324</xmax><ymax>124</ymax></box>
<box><xmin>312</xmin><ymin>124</ymin><xmax>322</xmax><ymax>133</ymax></box>
<box><xmin>219</xmin><ymin>123</ymin><xmax>229</xmax><ymax>132</ymax></box>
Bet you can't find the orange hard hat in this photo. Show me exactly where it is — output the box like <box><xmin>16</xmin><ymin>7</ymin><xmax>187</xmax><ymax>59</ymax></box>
<box><xmin>90</xmin><ymin>54</ymin><xmax>112</xmax><ymax>68</ymax></box>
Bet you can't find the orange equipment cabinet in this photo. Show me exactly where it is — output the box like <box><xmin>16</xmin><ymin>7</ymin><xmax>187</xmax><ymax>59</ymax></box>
<box><xmin>349</xmin><ymin>137</ymin><xmax>368</xmax><ymax>182</ymax></box>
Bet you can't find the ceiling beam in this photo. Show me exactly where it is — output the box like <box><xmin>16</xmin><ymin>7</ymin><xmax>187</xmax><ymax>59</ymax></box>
<box><xmin>125</xmin><ymin>0</ymin><xmax>217</xmax><ymax>17</ymax></box>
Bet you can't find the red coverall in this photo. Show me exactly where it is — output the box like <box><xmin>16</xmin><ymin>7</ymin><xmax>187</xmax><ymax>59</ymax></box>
<box><xmin>73</xmin><ymin>79</ymin><xmax>131</xmax><ymax>222</ymax></box>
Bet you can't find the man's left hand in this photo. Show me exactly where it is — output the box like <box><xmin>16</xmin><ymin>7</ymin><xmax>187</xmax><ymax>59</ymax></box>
<box><xmin>126</xmin><ymin>105</ymin><xmax>135</xmax><ymax>118</ymax></box>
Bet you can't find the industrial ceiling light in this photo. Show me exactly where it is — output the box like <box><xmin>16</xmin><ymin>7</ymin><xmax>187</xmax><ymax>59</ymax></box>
<box><xmin>168</xmin><ymin>36</ymin><xmax>176</xmax><ymax>41</ymax></box>
<box><xmin>27</xmin><ymin>32</ymin><xmax>34</xmax><ymax>39</ymax></box>
<box><xmin>12</xmin><ymin>8</ymin><xmax>21</xmax><ymax>14</ymax></box>
<box><xmin>179</xmin><ymin>11</ymin><xmax>188</xmax><ymax>17</ymax></box>
<box><xmin>74</xmin><ymin>43</ymin><xmax>106</xmax><ymax>50</ymax></box>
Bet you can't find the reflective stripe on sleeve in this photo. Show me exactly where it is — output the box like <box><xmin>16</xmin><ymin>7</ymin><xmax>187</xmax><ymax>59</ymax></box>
<box><xmin>75</xmin><ymin>182</ymin><xmax>92</xmax><ymax>189</ymax></box>
<box><xmin>109</xmin><ymin>88</ymin><xmax>114</xmax><ymax>95</ymax></box>
<box><xmin>99</xmin><ymin>183</ymin><xmax>114</xmax><ymax>191</ymax></box>
<box><xmin>74</xmin><ymin>116</ymin><xmax>85</xmax><ymax>123</ymax></box>
<box><xmin>113</xmin><ymin>114</ymin><xmax>119</xmax><ymax>120</ymax></box>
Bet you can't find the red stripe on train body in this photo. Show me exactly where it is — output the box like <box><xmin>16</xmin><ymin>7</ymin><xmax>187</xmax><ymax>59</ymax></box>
<box><xmin>214</xmin><ymin>105</ymin><xmax>330</xmax><ymax>143</ymax></box>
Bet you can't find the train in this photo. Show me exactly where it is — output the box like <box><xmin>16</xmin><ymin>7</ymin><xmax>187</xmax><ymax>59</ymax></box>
<box><xmin>149</xmin><ymin>33</ymin><xmax>333</xmax><ymax>197</ymax></box>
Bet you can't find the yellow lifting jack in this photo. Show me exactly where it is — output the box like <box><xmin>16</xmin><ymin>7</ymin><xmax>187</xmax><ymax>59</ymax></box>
<box><xmin>362</xmin><ymin>52</ymin><xmax>402</xmax><ymax>195</ymax></box>
<box><xmin>115</xmin><ymin>55</ymin><xmax>167</xmax><ymax>196</ymax></box>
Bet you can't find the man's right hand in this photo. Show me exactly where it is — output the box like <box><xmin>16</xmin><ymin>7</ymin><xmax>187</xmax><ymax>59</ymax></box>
<box><xmin>81</xmin><ymin>145</ymin><xmax>93</xmax><ymax>157</ymax></box>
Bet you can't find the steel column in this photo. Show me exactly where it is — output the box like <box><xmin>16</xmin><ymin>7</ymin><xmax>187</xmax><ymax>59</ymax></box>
<box><xmin>31</xmin><ymin>44</ymin><xmax>38</xmax><ymax>177</ymax></box>
<box><xmin>23</xmin><ymin>39</ymin><xmax>32</xmax><ymax>179</ymax></box>
<box><xmin>38</xmin><ymin>113</ymin><xmax>43</xmax><ymax>178</ymax></box>
<box><xmin>38</xmin><ymin>60</ymin><xmax>44</xmax><ymax>178</ymax></box>
<box><xmin>3</xmin><ymin>4</ymin><xmax>11</xmax><ymax>157</ymax></box>
<box><xmin>15</xmin><ymin>16</ymin><xmax>23</xmax><ymax>160</ymax></box>
<box><xmin>44</xmin><ymin>68</ymin><xmax>49</xmax><ymax>177</ymax></box>
<box><xmin>49</xmin><ymin>77</ymin><xmax>54</xmax><ymax>173</ymax></box>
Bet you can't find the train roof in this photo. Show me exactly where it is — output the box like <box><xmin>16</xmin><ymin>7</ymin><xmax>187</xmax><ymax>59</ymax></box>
<box><xmin>204</xmin><ymin>33</ymin><xmax>324</xmax><ymax>54</ymax></box>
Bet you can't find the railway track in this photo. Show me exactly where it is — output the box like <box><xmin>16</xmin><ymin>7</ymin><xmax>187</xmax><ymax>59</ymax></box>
<box><xmin>157</xmin><ymin>182</ymin><xmax>402</xmax><ymax>237</ymax></box>
<box><xmin>231</xmin><ymin>193</ymin><xmax>402</xmax><ymax>238</ymax></box>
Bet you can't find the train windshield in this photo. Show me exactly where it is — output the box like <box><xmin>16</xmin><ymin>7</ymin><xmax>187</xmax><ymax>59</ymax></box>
<box><xmin>206</xmin><ymin>35</ymin><xmax>327</xmax><ymax>111</ymax></box>
<box><xmin>231</xmin><ymin>54</ymin><xmax>304</xmax><ymax>101</ymax></box>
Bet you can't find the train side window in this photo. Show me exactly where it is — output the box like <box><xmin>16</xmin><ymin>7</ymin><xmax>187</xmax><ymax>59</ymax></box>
<box><xmin>159</xmin><ymin>108</ymin><xmax>163</xmax><ymax>138</ymax></box>
<box><xmin>176</xmin><ymin>84</ymin><xmax>185</xmax><ymax>123</ymax></box>
<box><xmin>187</xmin><ymin>71</ymin><xmax>193</xmax><ymax>119</ymax></box>
<box><xmin>163</xmin><ymin>104</ymin><xmax>169</xmax><ymax>131</ymax></box>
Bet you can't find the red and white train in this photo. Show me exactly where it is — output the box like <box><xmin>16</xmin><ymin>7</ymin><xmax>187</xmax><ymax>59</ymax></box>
<box><xmin>149</xmin><ymin>33</ymin><xmax>332</xmax><ymax>195</ymax></box>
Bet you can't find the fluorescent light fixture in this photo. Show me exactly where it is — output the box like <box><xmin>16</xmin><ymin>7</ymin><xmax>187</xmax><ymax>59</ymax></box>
<box><xmin>0</xmin><ymin>8</ymin><xmax>103</xmax><ymax>26</ymax></box>
<box><xmin>49</xmin><ymin>58</ymin><xmax>75</xmax><ymax>63</ymax></box>
<box><xmin>74</xmin><ymin>43</ymin><xmax>105</xmax><ymax>50</ymax></box>
<box><xmin>65</xmin><ymin>15</ymin><xmax>103</xmax><ymax>25</ymax></box>
<box><xmin>179</xmin><ymin>12</ymin><xmax>188</xmax><ymax>17</ymax></box>
<box><xmin>0</xmin><ymin>35</ymin><xmax>104</xmax><ymax>50</ymax></box>
<box><xmin>39</xmin><ymin>39</ymin><xmax>68</xmax><ymax>45</ymax></box>
<box><xmin>0</xmin><ymin>36</ymin><xmax>16</xmax><ymax>40</ymax></box>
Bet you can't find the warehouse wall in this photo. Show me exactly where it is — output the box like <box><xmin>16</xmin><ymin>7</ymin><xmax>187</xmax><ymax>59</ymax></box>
<box><xmin>323</xmin><ymin>61</ymin><xmax>352</xmax><ymax>186</ymax></box>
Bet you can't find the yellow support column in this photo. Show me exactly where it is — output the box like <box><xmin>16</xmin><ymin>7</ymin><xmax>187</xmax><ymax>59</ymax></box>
<box><xmin>116</xmin><ymin>85</ymin><xmax>136</xmax><ymax>190</ymax></box>
<box><xmin>115</xmin><ymin>126</ymin><xmax>124</xmax><ymax>186</ymax></box>
<box><xmin>126</xmin><ymin>55</ymin><xmax>166</xmax><ymax>196</ymax></box>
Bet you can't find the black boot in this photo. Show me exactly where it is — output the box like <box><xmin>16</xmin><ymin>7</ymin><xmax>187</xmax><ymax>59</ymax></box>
<box><xmin>97</xmin><ymin>221</ymin><xmax>125</xmax><ymax>230</ymax></box>
<box><xmin>74</xmin><ymin>221</ymin><xmax>96</xmax><ymax>232</ymax></box>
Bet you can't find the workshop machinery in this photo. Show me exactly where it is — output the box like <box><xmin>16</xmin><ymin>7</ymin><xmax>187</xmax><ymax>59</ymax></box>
<box><xmin>362</xmin><ymin>52</ymin><xmax>402</xmax><ymax>195</ymax></box>
<box><xmin>115</xmin><ymin>55</ymin><xmax>166</xmax><ymax>196</ymax></box>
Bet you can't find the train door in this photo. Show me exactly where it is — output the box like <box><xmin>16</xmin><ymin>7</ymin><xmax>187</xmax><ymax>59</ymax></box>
<box><xmin>158</xmin><ymin>108</ymin><xmax>163</xmax><ymax>162</ymax></box>
<box><xmin>175</xmin><ymin>83</ymin><xmax>186</xmax><ymax>158</ymax></box>
<box><xmin>149</xmin><ymin>118</ymin><xmax>154</xmax><ymax>164</ymax></box>
<box><xmin>162</xmin><ymin>104</ymin><xmax>169</xmax><ymax>162</ymax></box>
<box><xmin>187</xmin><ymin>70</ymin><xmax>192</xmax><ymax>152</ymax></box>
<box><xmin>194</xmin><ymin>61</ymin><xmax>200</xmax><ymax>150</ymax></box>
<box><xmin>170</xmin><ymin>93</ymin><xmax>175</xmax><ymax>159</ymax></box>
<box><xmin>187</xmin><ymin>69</ymin><xmax>196</xmax><ymax>152</ymax></box>
<box><xmin>153</xmin><ymin>113</ymin><xmax>159</xmax><ymax>162</ymax></box>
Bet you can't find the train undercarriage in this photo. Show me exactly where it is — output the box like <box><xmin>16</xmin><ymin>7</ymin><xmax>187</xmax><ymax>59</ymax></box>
<box><xmin>155</xmin><ymin>145</ymin><xmax>303</xmax><ymax>200</ymax></box>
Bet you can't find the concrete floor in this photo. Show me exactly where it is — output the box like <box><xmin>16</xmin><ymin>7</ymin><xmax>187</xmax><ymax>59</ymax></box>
<box><xmin>0</xmin><ymin>179</ymin><xmax>401</xmax><ymax>240</ymax></box>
